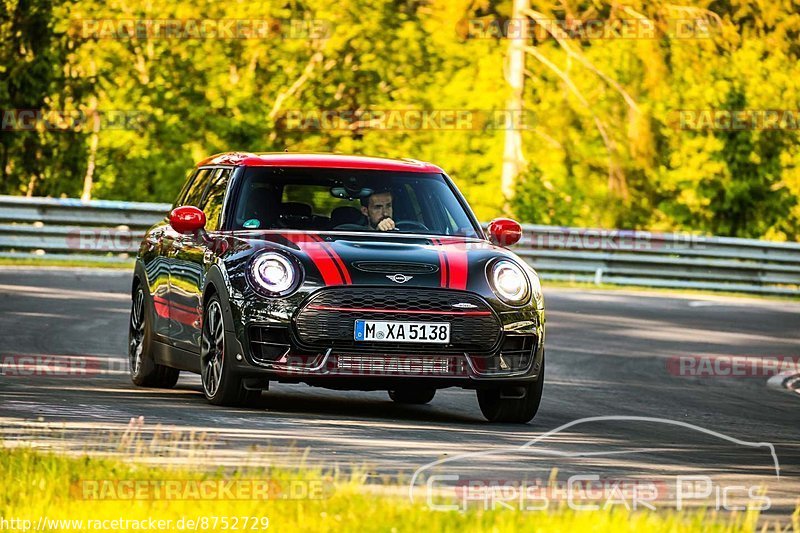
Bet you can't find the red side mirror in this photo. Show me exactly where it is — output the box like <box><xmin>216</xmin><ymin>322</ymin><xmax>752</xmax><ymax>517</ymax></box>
<box><xmin>169</xmin><ymin>206</ymin><xmax>206</xmax><ymax>234</ymax></box>
<box><xmin>488</xmin><ymin>218</ymin><xmax>522</xmax><ymax>247</ymax></box>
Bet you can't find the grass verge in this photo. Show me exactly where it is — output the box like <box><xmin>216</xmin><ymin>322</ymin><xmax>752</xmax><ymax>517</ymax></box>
<box><xmin>0</xmin><ymin>257</ymin><xmax>134</xmax><ymax>269</ymax></box>
<box><xmin>1</xmin><ymin>447</ymin><xmax>794</xmax><ymax>532</ymax></box>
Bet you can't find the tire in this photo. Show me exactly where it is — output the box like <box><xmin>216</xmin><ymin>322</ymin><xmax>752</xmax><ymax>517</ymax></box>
<box><xmin>129</xmin><ymin>284</ymin><xmax>180</xmax><ymax>388</ymax></box>
<box><xmin>477</xmin><ymin>358</ymin><xmax>544</xmax><ymax>423</ymax></box>
<box><xmin>388</xmin><ymin>388</ymin><xmax>436</xmax><ymax>405</ymax></box>
<box><xmin>200</xmin><ymin>294</ymin><xmax>259</xmax><ymax>406</ymax></box>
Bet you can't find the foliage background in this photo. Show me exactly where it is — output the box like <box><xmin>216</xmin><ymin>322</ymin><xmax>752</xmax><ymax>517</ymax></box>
<box><xmin>1</xmin><ymin>0</ymin><xmax>799</xmax><ymax>240</ymax></box>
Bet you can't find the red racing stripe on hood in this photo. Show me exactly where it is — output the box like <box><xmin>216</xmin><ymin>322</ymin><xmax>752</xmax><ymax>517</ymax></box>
<box><xmin>430</xmin><ymin>238</ymin><xmax>448</xmax><ymax>287</ymax></box>
<box><xmin>308</xmin><ymin>234</ymin><xmax>352</xmax><ymax>285</ymax></box>
<box><xmin>431</xmin><ymin>238</ymin><xmax>469</xmax><ymax>290</ymax></box>
<box><xmin>281</xmin><ymin>233</ymin><xmax>346</xmax><ymax>286</ymax></box>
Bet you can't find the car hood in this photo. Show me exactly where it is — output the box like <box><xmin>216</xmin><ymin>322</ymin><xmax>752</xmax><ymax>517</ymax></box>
<box><xmin>227</xmin><ymin>230</ymin><xmax>523</xmax><ymax>291</ymax></box>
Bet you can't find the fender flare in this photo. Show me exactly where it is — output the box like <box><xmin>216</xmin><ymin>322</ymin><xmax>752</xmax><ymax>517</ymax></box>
<box><xmin>202</xmin><ymin>263</ymin><xmax>250</xmax><ymax>363</ymax></box>
<box><xmin>132</xmin><ymin>260</ymin><xmax>148</xmax><ymax>297</ymax></box>
<box><xmin>202</xmin><ymin>263</ymin><xmax>237</xmax><ymax>332</ymax></box>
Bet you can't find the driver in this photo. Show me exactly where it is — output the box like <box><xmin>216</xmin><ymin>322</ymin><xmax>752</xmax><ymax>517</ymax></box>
<box><xmin>360</xmin><ymin>189</ymin><xmax>395</xmax><ymax>231</ymax></box>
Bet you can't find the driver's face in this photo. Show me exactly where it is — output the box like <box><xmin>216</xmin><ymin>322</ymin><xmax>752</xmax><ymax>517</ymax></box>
<box><xmin>362</xmin><ymin>192</ymin><xmax>393</xmax><ymax>227</ymax></box>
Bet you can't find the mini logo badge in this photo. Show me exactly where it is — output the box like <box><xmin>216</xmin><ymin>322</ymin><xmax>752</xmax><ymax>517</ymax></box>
<box><xmin>452</xmin><ymin>302</ymin><xmax>478</xmax><ymax>309</ymax></box>
<box><xmin>387</xmin><ymin>274</ymin><xmax>413</xmax><ymax>284</ymax></box>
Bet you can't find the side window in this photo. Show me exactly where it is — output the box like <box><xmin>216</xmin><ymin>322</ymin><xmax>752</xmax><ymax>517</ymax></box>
<box><xmin>200</xmin><ymin>169</ymin><xmax>231</xmax><ymax>231</ymax></box>
<box><xmin>173</xmin><ymin>168</ymin><xmax>199</xmax><ymax>208</ymax></box>
<box><xmin>401</xmin><ymin>183</ymin><xmax>424</xmax><ymax>222</ymax></box>
<box><xmin>417</xmin><ymin>183</ymin><xmax>450</xmax><ymax>235</ymax></box>
<box><xmin>183</xmin><ymin>169</ymin><xmax>211</xmax><ymax>207</ymax></box>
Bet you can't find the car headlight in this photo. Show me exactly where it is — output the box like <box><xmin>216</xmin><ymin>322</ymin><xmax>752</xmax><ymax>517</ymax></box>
<box><xmin>488</xmin><ymin>260</ymin><xmax>530</xmax><ymax>305</ymax></box>
<box><xmin>248</xmin><ymin>252</ymin><xmax>302</xmax><ymax>296</ymax></box>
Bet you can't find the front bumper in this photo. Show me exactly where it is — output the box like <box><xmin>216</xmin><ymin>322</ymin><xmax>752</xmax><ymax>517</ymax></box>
<box><xmin>227</xmin><ymin>287</ymin><xmax>545</xmax><ymax>389</ymax></box>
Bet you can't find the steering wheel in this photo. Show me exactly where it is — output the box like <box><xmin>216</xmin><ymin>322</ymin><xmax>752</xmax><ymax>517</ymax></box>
<box><xmin>394</xmin><ymin>220</ymin><xmax>429</xmax><ymax>232</ymax></box>
<box><xmin>333</xmin><ymin>223</ymin><xmax>367</xmax><ymax>231</ymax></box>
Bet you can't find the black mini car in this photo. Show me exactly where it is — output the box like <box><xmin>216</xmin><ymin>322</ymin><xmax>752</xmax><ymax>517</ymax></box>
<box><xmin>130</xmin><ymin>153</ymin><xmax>545</xmax><ymax>422</ymax></box>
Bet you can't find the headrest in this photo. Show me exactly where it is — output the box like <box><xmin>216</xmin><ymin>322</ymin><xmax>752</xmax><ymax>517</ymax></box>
<box><xmin>330</xmin><ymin>206</ymin><xmax>366</xmax><ymax>226</ymax></box>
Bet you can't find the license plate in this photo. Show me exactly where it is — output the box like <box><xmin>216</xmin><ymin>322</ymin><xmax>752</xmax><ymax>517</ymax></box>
<box><xmin>354</xmin><ymin>320</ymin><xmax>450</xmax><ymax>343</ymax></box>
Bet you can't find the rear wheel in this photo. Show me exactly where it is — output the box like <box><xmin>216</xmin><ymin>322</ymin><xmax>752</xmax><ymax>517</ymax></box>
<box><xmin>129</xmin><ymin>285</ymin><xmax>180</xmax><ymax>388</ymax></box>
<box><xmin>477</xmin><ymin>358</ymin><xmax>544</xmax><ymax>423</ymax></box>
<box><xmin>201</xmin><ymin>295</ymin><xmax>259</xmax><ymax>406</ymax></box>
<box><xmin>388</xmin><ymin>388</ymin><xmax>436</xmax><ymax>405</ymax></box>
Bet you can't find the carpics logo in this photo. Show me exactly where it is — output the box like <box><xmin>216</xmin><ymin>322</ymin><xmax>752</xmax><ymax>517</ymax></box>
<box><xmin>452</xmin><ymin>477</ymin><xmax>666</xmax><ymax>510</ymax></box>
<box><xmin>427</xmin><ymin>475</ymin><xmax>769</xmax><ymax>512</ymax></box>
<box><xmin>409</xmin><ymin>416</ymin><xmax>780</xmax><ymax>513</ymax></box>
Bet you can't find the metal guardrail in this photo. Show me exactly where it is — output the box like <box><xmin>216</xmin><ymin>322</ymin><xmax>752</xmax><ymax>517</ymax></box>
<box><xmin>1</xmin><ymin>195</ymin><xmax>799</xmax><ymax>295</ymax></box>
<box><xmin>0</xmin><ymin>195</ymin><xmax>167</xmax><ymax>264</ymax></box>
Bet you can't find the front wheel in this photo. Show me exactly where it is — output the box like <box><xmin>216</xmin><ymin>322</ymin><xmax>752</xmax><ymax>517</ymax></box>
<box><xmin>129</xmin><ymin>285</ymin><xmax>180</xmax><ymax>388</ymax></box>
<box><xmin>388</xmin><ymin>388</ymin><xmax>436</xmax><ymax>405</ymax></box>
<box><xmin>477</xmin><ymin>359</ymin><xmax>544</xmax><ymax>423</ymax></box>
<box><xmin>201</xmin><ymin>295</ymin><xmax>259</xmax><ymax>406</ymax></box>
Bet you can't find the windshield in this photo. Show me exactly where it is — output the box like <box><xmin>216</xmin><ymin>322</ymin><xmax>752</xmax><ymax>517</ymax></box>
<box><xmin>230</xmin><ymin>167</ymin><xmax>480</xmax><ymax>237</ymax></box>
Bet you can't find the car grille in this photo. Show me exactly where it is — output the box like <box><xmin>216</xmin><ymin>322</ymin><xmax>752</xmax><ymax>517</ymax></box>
<box><xmin>294</xmin><ymin>287</ymin><xmax>501</xmax><ymax>353</ymax></box>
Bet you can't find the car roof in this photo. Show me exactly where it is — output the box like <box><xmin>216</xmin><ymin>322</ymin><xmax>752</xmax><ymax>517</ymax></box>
<box><xmin>195</xmin><ymin>152</ymin><xmax>444</xmax><ymax>173</ymax></box>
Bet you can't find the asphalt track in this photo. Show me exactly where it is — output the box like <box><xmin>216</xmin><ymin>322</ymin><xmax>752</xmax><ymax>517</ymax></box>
<box><xmin>0</xmin><ymin>267</ymin><xmax>798</xmax><ymax>516</ymax></box>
